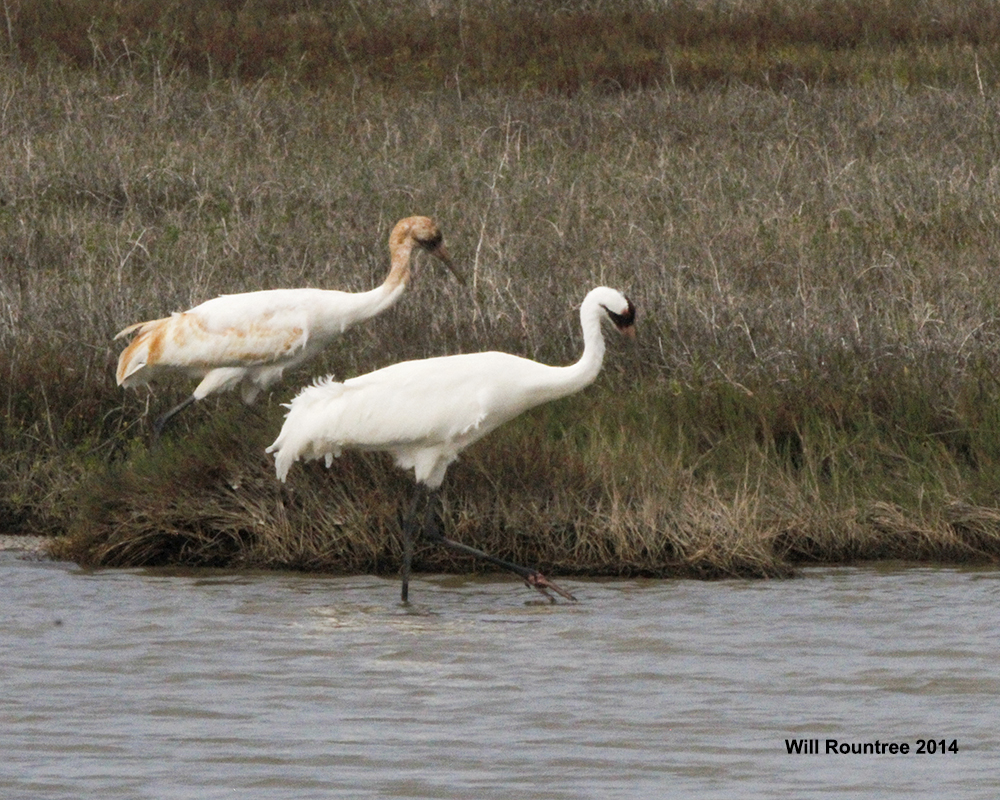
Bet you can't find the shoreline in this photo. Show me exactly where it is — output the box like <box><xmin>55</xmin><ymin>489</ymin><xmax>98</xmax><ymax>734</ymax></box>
<box><xmin>0</xmin><ymin>535</ymin><xmax>50</xmax><ymax>555</ymax></box>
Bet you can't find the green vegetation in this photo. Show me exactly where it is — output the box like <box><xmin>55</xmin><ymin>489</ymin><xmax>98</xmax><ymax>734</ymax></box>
<box><xmin>4</xmin><ymin>0</ymin><xmax>1000</xmax><ymax>578</ymax></box>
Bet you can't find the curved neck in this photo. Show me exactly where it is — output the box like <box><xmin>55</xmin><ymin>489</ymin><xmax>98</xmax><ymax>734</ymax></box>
<box><xmin>382</xmin><ymin>234</ymin><xmax>418</xmax><ymax>293</ymax></box>
<box><xmin>529</xmin><ymin>298</ymin><xmax>608</xmax><ymax>405</ymax></box>
<box><xmin>562</xmin><ymin>297</ymin><xmax>608</xmax><ymax>391</ymax></box>
<box><xmin>340</xmin><ymin>234</ymin><xmax>416</xmax><ymax>323</ymax></box>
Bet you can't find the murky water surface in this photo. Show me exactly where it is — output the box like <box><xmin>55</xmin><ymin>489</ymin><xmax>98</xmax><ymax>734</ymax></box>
<box><xmin>1</xmin><ymin>550</ymin><xmax>997</xmax><ymax>798</ymax></box>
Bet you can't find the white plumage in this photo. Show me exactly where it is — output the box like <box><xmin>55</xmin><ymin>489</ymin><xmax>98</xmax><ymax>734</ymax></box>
<box><xmin>268</xmin><ymin>286</ymin><xmax>637</xmax><ymax>602</ymax></box>
<box><xmin>115</xmin><ymin>216</ymin><xmax>458</xmax><ymax>434</ymax></box>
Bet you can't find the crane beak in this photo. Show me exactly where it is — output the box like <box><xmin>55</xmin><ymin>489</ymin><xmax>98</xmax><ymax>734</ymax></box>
<box><xmin>431</xmin><ymin>244</ymin><xmax>464</xmax><ymax>285</ymax></box>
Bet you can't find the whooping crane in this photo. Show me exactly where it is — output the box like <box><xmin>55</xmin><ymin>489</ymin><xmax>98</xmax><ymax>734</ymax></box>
<box><xmin>267</xmin><ymin>286</ymin><xmax>637</xmax><ymax>603</ymax></box>
<box><xmin>115</xmin><ymin>216</ymin><xmax>460</xmax><ymax>436</ymax></box>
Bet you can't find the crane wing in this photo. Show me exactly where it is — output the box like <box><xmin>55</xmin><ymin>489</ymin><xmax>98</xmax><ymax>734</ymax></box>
<box><xmin>177</xmin><ymin>308</ymin><xmax>310</xmax><ymax>367</ymax></box>
<box><xmin>269</xmin><ymin>353</ymin><xmax>562</xmax><ymax>485</ymax></box>
<box><xmin>117</xmin><ymin>294</ymin><xmax>317</xmax><ymax>377</ymax></box>
<box><xmin>334</xmin><ymin>352</ymin><xmax>550</xmax><ymax>447</ymax></box>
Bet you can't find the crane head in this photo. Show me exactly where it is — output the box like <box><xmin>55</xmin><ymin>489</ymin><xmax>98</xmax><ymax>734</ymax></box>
<box><xmin>416</xmin><ymin>230</ymin><xmax>462</xmax><ymax>285</ymax></box>
<box><xmin>603</xmin><ymin>296</ymin><xmax>637</xmax><ymax>338</ymax></box>
<box><xmin>395</xmin><ymin>215</ymin><xmax>465</xmax><ymax>285</ymax></box>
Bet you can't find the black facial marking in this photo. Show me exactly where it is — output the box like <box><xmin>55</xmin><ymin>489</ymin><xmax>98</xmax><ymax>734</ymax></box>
<box><xmin>603</xmin><ymin>297</ymin><xmax>636</xmax><ymax>331</ymax></box>
<box><xmin>418</xmin><ymin>231</ymin><xmax>443</xmax><ymax>251</ymax></box>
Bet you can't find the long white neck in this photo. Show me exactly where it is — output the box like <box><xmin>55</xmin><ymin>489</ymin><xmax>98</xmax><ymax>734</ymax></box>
<box><xmin>530</xmin><ymin>288</ymin><xmax>617</xmax><ymax>404</ymax></box>
<box><xmin>333</xmin><ymin>235</ymin><xmax>417</xmax><ymax>326</ymax></box>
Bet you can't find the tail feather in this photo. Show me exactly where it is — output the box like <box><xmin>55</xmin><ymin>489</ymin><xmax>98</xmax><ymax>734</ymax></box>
<box><xmin>115</xmin><ymin>331</ymin><xmax>151</xmax><ymax>386</ymax></box>
<box><xmin>114</xmin><ymin>317</ymin><xmax>171</xmax><ymax>386</ymax></box>
<box><xmin>267</xmin><ymin>375</ymin><xmax>344</xmax><ymax>481</ymax></box>
<box><xmin>115</xmin><ymin>314</ymin><xmax>173</xmax><ymax>340</ymax></box>
<box><xmin>114</xmin><ymin>319</ymin><xmax>152</xmax><ymax>340</ymax></box>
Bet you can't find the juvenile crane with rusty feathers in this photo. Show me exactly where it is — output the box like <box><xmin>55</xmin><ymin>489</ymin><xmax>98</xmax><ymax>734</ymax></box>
<box><xmin>115</xmin><ymin>216</ymin><xmax>459</xmax><ymax>435</ymax></box>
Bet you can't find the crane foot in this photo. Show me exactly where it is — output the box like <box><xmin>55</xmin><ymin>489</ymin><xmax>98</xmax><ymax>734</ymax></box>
<box><xmin>525</xmin><ymin>571</ymin><xmax>578</xmax><ymax>603</ymax></box>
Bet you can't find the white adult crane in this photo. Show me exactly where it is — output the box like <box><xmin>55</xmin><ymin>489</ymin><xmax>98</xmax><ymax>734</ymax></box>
<box><xmin>267</xmin><ymin>286</ymin><xmax>636</xmax><ymax>602</ymax></box>
<box><xmin>115</xmin><ymin>216</ymin><xmax>459</xmax><ymax>435</ymax></box>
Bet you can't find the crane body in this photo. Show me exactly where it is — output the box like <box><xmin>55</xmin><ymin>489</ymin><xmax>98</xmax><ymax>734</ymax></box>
<box><xmin>268</xmin><ymin>286</ymin><xmax>637</xmax><ymax>602</ymax></box>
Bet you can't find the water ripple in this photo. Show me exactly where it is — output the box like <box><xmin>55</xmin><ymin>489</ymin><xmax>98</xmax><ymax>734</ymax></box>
<box><xmin>1</xmin><ymin>555</ymin><xmax>997</xmax><ymax>799</ymax></box>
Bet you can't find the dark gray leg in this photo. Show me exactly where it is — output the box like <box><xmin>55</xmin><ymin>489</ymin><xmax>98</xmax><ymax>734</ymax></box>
<box><xmin>400</xmin><ymin>484</ymin><xmax>425</xmax><ymax>603</ymax></box>
<box><xmin>419</xmin><ymin>492</ymin><xmax>577</xmax><ymax>603</ymax></box>
<box><xmin>153</xmin><ymin>395</ymin><xmax>197</xmax><ymax>440</ymax></box>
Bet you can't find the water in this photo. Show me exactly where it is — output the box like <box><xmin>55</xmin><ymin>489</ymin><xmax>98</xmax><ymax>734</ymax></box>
<box><xmin>1</xmin><ymin>549</ymin><xmax>997</xmax><ymax>799</ymax></box>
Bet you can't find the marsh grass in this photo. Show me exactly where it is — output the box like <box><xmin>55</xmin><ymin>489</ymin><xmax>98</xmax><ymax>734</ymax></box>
<box><xmin>9</xmin><ymin>0</ymin><xmax>1000</xmax><ymax>92</ymax></box>
<box><xmin>8</xmin><ymin>0</ymin><xmax>1000</xmax><ymax>577</ymax></box>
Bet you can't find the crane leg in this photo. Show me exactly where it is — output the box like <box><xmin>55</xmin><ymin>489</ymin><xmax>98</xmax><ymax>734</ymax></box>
<box><xmin>399</xmin><ymin>484</ymin><xmax>424</xmax><ymax>603</ymax></box>
<box><xmin>152</xmin><ymin>395</ymin><xmax>197</xmax><ymax>440</ymax></box>
<box><xmin>419</xmin><ymin>491</ymin><xmax>577</xmax><ymax>603</ymax></box>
